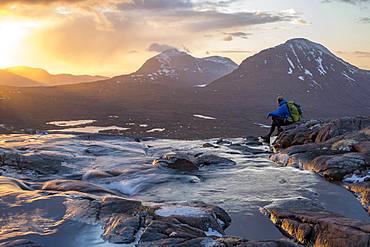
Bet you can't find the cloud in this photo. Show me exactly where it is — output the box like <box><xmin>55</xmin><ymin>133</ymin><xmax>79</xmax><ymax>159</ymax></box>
<box><xmin>0</xmin><ymin>0</ymin><xmax>91</xmax><ymax>8</ymax></box>
<box><xmin>0</xmin><ymin>0</ymin><xmax>308</xmax><ymax>75</ymax></box>
<box><xmin>118</xmin><ymin>0</ymin><xmax>193</xmax><ymax>10</ymax></box>
<box><xmin>115</xmin><ymin>1</ymin><xmax>301</xmax><ymax>32</ymax></box>
<box><xmin>223</xmin><ymin>35</ymin><xmax>233</xmax><ymax>41</ymax></box>
<box><xmin>211</xmin><ymin>50</ymin><xmax>253</xmax><ymax>53</ymax></box>
<box><xmin>322</xmin><ymin>0</ymin><xmax>370</xmax><ymax>4</ymax></box>
<box><xmin>354</xmin><ymin>51</ymin><xmax>370</xmax><ymax>57</ymax></box>
<box><xmin>165</xmin><ymin>10</ymin><xmax>294</xmax><ymax>32</ymax></box>
<box><xmin>292</xmin><ymin>18</ymin><xmax>310</xmax><ymax>25</ymax></box>
<box><xmin>335</xmin><ymin>50</ymin><xmax>370</xmax><ymax>57</ymax></box>
<box><xmin>147</xmin><ymin>43</ymin><xmax>177</xmax><ymax>52</ymax></box>
<box><xmin>359</xmin><ymin>17</ymin><xmax>370</xmax><ymax>23</ymax></box>
<box><xmin>223</xmin><ymin>31</ymin><xmax>250</xmax><ymax>39</ymax></box>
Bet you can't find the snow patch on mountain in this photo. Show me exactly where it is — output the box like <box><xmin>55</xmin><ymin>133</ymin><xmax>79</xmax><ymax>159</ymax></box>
<box><xmin>342</xmin><ymin>71</ymin><xmax>356</xmax><ymax>82</ymax></box>
<box><xmin>203</xmin><ymin>56</ymin><xmax>236</xmax><ymax>68</ymax></box>
<box><xmin>304</xmin><ymin>69</ymin><xmax>313</xmax><ymax>77</ymax></box>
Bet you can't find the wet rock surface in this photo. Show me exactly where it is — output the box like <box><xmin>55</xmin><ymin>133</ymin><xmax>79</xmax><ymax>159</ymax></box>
<box><xmin>1</xmin><ymin>132</ymin><xmax>369</xmax><ymax>246</ymax></box>
<box><xmin>152</xmin><ymin>152</ymin><xmax>237</xmax><ymax>171</ymax></box>
<box><xmin>0</xmin><ymin>174</ymin><xmax>302</xmax><ymax>247</ymax></box>
<box><xmin>270</xmin><ymin>116</ymin><xmax>370</xmax><ymax>212</ymax></box>
<box><xmin>262</xmin><ymin>198</ymin><xmax>370</xmax><ymax>247</ymax></box>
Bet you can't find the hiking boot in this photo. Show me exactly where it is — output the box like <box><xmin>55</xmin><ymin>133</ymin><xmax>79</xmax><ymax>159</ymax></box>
<box><xmin>261</xmin><ymin>135</ymin><xmax>270</xmax><ymax>143</ymax></box>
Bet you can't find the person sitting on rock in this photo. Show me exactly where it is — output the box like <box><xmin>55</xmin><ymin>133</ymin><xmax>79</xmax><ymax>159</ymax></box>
<box><xmin>261</xmin><ymin>96</ymin><xmax>302</xmax><ymax>143</ymax></box>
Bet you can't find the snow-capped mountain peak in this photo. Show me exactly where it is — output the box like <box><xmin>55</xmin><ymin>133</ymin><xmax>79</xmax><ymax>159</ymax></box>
<box><xmin>203</xmin><ymin>56</ymin><xmax>238</xmax><ymax>70</ymax></box>
<box><xmin>155</xmin><ymin>49</ymin><xmax>188</xmax><ymax>64</ymax></box>
<box><xmin>285</xmin><ymin>38</ymin><xmax>332</xmax><ymax>56</ymax></box>
<box><xmin>130</xmin><ymin>49</ymin><xmax>237</xmax><ymax>86</ymax></box>
<box><xmin>277</xmin><ymin>38</ymin><xmax>360</xmax><ymax>85</ymax></box>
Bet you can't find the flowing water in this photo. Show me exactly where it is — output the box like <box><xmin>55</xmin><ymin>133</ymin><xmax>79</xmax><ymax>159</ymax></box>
<box><xmin>0</xmin><ymin>133</ymin><xmax>368</xmax><ymax>246</ymax></box>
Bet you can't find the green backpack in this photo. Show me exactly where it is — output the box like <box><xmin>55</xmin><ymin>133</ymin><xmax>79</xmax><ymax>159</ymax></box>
<box><xmin>287</xmin><ymin>101</ymin><xmax>302</xmax><ymax>123</ymax></box>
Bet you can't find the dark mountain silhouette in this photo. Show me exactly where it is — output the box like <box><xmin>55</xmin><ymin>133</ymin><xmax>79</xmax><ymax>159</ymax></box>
<box><xmin>0</xmin><ymin>38</ymin><xmax>369</xmax><ymax>138</ymax></box>
<box><xmin>206</xmin><ymin>38</ymin><xmax>370</xmax><ymax>117</ymax></box>
<box><xmin>4</xmin><ymin>66</ymin><xmax>108</xmax><ymax>86</ymax></box>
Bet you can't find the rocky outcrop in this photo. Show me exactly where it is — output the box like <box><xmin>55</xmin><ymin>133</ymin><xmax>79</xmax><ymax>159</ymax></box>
<box><xmin>346</xmin><ymin>181</ymin><xmax>370</xmax><ymax>212</ymax></box>
<box><xmin>270</xmin><ymin>116</ymin><xmax>370</xmax><ymax>211</ymax></box>
<box><xmin>261</xmin><ymin>198</ymin><xmax>370</xmax><ymax>247</ymax></box>
<box><xmin>152</xmin><ymin>152</ymin><xmax>236</xmax><ymax>171</ymax></box>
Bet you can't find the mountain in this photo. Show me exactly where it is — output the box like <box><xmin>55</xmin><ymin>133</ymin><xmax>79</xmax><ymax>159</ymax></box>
<box><xmin>119</xmin><ymin>49</ymin><xmax>238</xmax><ymax>87</ymax></box>
<box><xmin>206</xmin><ymin>38</ymin><xmax>370</xmax><ymax>117</ymax></box>
<box><xmin>5</xmin><ymin>66</ymin><xmax>108</xmax><ymax>86</ymax></box>
<box><xmin>1</xmin><ymin>38</ymin><xmax>369</xmax><ymax>138</ymax></box>
<box><xmin>0</xmin><ymin>69</ymin><xmax>42</xmax><ymax>87</ymax></box>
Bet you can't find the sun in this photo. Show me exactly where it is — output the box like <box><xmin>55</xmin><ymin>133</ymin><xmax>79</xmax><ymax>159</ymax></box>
<box><xmin>0</xmin><ymin>21</ymin><xmax>39</xmax><ymax>68</ymax></box>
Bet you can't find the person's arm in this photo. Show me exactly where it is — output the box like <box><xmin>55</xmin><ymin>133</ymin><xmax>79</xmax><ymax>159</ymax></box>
<box><xmin>268</xmin><ymin>105</ymin><xmax>286</xmax><ymax>118</ymax></box>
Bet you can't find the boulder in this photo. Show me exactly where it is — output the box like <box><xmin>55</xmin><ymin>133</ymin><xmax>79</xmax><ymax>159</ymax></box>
<box><xmin>102</xmin><ymin>215</ymin><xmax>141</xmax><ymax>243</ymax></box>
<box><xmin>41</xmin><ymin>179</ymin><xmax>118</xmax><ymax>195</ymax></box>
<box><xmin>274</xmin><ymin>117</ymin><xmax>370</xmax><ymax>150</ymax></box>
<box><xmin>354</xmin><ymin>141</ymin><xmax>370</xmax><ymax>155</ymax></box>
<box><xmin>152</xmin><ymin>152</ymin><xmax>235</xmax><ymax>171</ymax></box>
<box><xmin>307</xmin><ymin>153</ymin><xmax>367</xmax><ymax>181</ymax></box>
<box><xmin>218</xmin><ymin>237</ymin><xmax>302</xmax><ymax>247</ymax></box>
<box><xmin>153</xmin><ymin>201</ymin><xmax>231</xmax><ymax>232</ymax></box>
<box><xmin>215</xmin><ymin>139</ymin><xmax>233</xmax><ymax>145</ymax></box>
<box><xmin>195</xmin><ymin>154</ymin><xmax>236</xmax><ymax>167</ymax></box>
<box><xmin>0</xmin><ymin>239</ymin><xmax>43</xmax><ymax>247</ymax></box>
<box><xmin>82</xmin><ymin>170</ymin><xmax>114</xmax><ymax>180</ymax></box>
<box><xmin>99</xmin><ymin>196</ymin><xmax>143</xmax><ymax>218</ymax></box>
<box><xmin>347</xmin><ymin>181</ymin><xmax>370</xmax><ymax>211</ymax></box>
<box><xmin>243</xmin><ymin>136</ymin><xmax>264</xmax><ymax>146</ymax></box>
<box><xmin>262</xmin><ymin>198</ymin><xmax>370</xmax><ymax>247</ymax></box>
<box><xmin>202</xmin><ymin>143</ymin><xmax>218</xmax><ymax>148</ymax></box>
<box><xmin>138</xmin><ymin>220</ymin><xmax>207</xmax><ymax>246</ymax></box>
<box><xmin>0</xmin><ymin>152</ymin><xmax>68</xmax><ymax>175</ymax></box>
<box><xmin>315</xmin><ymin>117</ymin><xmax>370</xmax><ymax>144</ymax></box>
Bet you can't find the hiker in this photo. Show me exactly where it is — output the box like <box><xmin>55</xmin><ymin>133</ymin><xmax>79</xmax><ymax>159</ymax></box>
<box><xmin>261</xmin><ymin>96</ymin><xmax>302</xmax><ymax>143</ymax></box>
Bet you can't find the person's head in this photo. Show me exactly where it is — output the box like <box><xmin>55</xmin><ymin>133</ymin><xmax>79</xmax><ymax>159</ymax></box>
<box><xmin>276</xmin><ymin>96</ymin><xmax>284</xmax><ymax>105</ymax></box>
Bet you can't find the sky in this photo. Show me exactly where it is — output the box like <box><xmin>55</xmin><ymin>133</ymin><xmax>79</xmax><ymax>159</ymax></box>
<box><xmin>0</xmin><ymin>0</ymin><xmax>369</xmax><ymax>76</ymax></box>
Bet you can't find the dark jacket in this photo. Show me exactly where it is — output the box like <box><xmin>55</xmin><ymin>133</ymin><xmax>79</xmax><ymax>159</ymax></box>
<box><xmin>268</xmin><ymin>99</ymin><xmax>291</xmax><ymax>119</ymax></box>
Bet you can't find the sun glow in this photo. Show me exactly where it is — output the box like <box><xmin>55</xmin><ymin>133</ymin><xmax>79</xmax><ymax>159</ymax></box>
<box><xmin>0</xmin><ymin>21</ymin><xmax>40</xmax><ymax>67</ymax></box>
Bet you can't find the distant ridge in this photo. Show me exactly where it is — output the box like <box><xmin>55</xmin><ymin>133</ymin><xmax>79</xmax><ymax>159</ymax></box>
<box><xmin>3</xmin><ymin>66</ymin><xmax>108</xmax><ymax>86</ymax></box>
<box><xmin>0</xmin><ymin>69</ymin><xmax>42</xmax><ymax>87</ymax></box>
